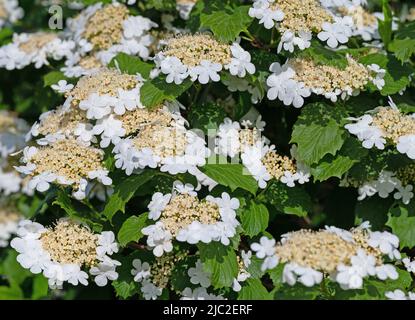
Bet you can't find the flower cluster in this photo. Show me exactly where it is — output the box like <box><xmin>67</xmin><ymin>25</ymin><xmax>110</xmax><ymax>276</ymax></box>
<box><xmin>11</xmin><ymin>219</ymin><xmax>120</xmax><ymax>288</ymax></box>
<box><xmin>0</xmin><ymin>32</ymin><xmax>75</xmax><ymax>70</ymax></box>
<box><xmin>142</xmin><ymin>182</ymin><xmax>240</xmax><ymax>257</ymax></box>
<box><xmin>215</xmin><ymin>118</ymin><xmax>310</xmax><ymax>188</ymax></box>
<box><xmin>155</xmin><ymin>33</ymin><xmax>255</xmax><ymax>85</ymax></box>
<box><xmin>63</xmin><ymin>2</ymin><xmax>157</xmax><ymax>77</ymax></box>
<box><xmin>345</xmin><ymin>100</ymin><xmax>415</xmax><ymax>159</ymax></box>
<box><xmin>267</xmin><ymin>57</ymin><xmax>385</xmax><ymax>107</ymax></box>
<box><xmin>249</xmin><ymin>0</ymin><xmax>359</xmax><ymax>52</ymax></box>
<box><xmin>251</xmin><ymin>223</ymin><xmax>401</xmax><ymax>289</ymax></box>
<box><xmin>0</xmin><ymin>0</ymin><xmax>23</xmax><ymax>29</ymax></box>
<box><xmin>15</xmin><ymin>138</ymin><xmax>111</xmax><ymax>200</ymax></box>
<box><xmin>112</xmin><ymin>104</ymin><xmax>211</xmax><ymax>181</ymax></box>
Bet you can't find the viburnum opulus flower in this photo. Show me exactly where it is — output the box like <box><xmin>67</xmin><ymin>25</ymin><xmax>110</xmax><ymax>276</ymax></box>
<box><xmin>15</xmin><ymin>138</ymin><xmax>111</xmax><ymax>200</ymax></box>
<box><xmin>112</xmin><ymin>104</ymin><xmax>211</xmax><ymax>180</ymax></box>
<box><xmin>0</xmin><ymin>32</ymin><xmax>75</xmax><ymax>70</ymax></box>
<box><xmin>63</xmin><ymin>2</ymin><xmax>157</xmax><ymax>77</ymax></box>
<box><xmin>154</xmin><ymin>33</ymin><xmax>255</xmax><ymax>85</ymax></box>
<box><xmin>341</xmin><ymin>168</ymin><xmax>414</xmax><ymax>205</ymax></box>
<box><xmin>0</xmin><ymin>200</ymin><xmax>21</xmax><ymax>247</ymax></box>
<box><xmin>251</xmin><ymin>223</ymin><xmax>401</xmax><ymax>289</ymax></box>
<box><xmin>345</xmin><ymin>100</ymin><xmax>415</xmax><ymax>159</ymax></box>
<box><xmin>0</xmin><ymin>0</ymin><xmax>23</xmax><ymax>29</ymax></box>
<box><xmin>141</xmin><ymin>181</ymin><xmax>240</xmax><ymax>257</ymax></box>
<box><xmin>11</xmin><ymin>219</ymin><xmax>120</xmax><ymax>288</ymax></box>
<box><xmin>249</xmin><ymin>0</ymin><xmax>354</xmax><ymax>52</ymax></box>
<box><xmin>266</xmin><ymin>56</ymin><xmax>385</xmax><ymax>108</ymax></box>
<box><xmin>63</xmin><ymin>67</ymin><xmax>144</xmax><ymax>120</ymax></box>
<box><xmin>215</xmin><ymin>118</ymin><xmax>310</xmax><ymax>189</ymax></box>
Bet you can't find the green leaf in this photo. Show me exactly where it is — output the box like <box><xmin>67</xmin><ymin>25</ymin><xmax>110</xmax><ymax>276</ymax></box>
<box><xmin>200</xmin><ymin>5</ymin><xmax>253</xmax><ymax>42</ymax></box>
<box><xmin>109</xmin><ymin>53</ymin><xmax>154</xmax><ymax>79</ymax></box>
<box><xmin>238</xmin><ymin>279</ymin><xmax>271</xmax><ymax>300</ymax></box>
<box><xmin>389</xmin><ymin>39</ymin><xmax>415</xmax><ymax>63</ymax></box>
<box><xmin>268</xmin><ymin>264</ymin><xmax>284</xmax><ymax>289</ymax></box>
<box><xmin>386</xmin><ymin>202</ymin><xmax>415</xmax><ymax>249</ymax></box>
<box><xmin>117</xmin><ymin>214</ymin><xmax>149</xmax><ymax>247</ymax></box>
<box><xmin>31</xmin><ymin>275</ymin><xmax>49</xmax><ymax>300</ymax></box>
<box><xmin>43</xmin><ymin>71</ymin><xmax>68</xmax><ymax>87</ymax></box>
<box><xmin>241</xmin><ymin>201</ymin><xmax>269</xmax><ymax>237</ymax></box>
<box><xmin>311</xmin><ymin>138</ymin><xmax>367</xmax><ymax>182</ymax></box>
<box><xmin>359</xmin><ymin>53</ymin><xmax>413</xmax><ymax>95</ymax></box>
<box><xmin>140</xmin><ymin>77</ymin><xmax>192</xmax><ymax>108</ymax></box>
<box><xmin>263</xmin><ymin>181</ymin><xmax>312</xmax><ymax>217</ymax></box>
<box><xmin>112</xmin><ymin>281</ymin><xmax>139</xmax><ymax>300</ymax></box>
<box><xmin>198</xmin><ymin>243</ymin><xmax>239</xmax><ymax>289</ymax></box>
<box><xmin>378</xmin><ymin>0</ymin><xmax>393</xmax><ymax>48</ymax></box>
<box><xmin>272</xmin><ymin>283</ymin><xmax>321</xmax><ymax>300</ymax></box>
<box><xmin>291</xmin><ymin>102</ymin><xmax>347</xmax><ymax>166</ymax></box>
<box><xmin>0</xmin><ymin>282</ymin><xmax>23</xmax><ymax>300</ymax></box>
<box><xmin>0</xmin><ymin>250</ymin><xmax>31</xmax><ymax>285</ymax></box>
<box><xmin>102</xmin><ymin>170</ymin><xmax>155</xmax><ymax>220</ymax></box>
<box><xmin>200</xmin><ymin>162</ymin><xmax>258</xmax><ymax>194</ymax></box>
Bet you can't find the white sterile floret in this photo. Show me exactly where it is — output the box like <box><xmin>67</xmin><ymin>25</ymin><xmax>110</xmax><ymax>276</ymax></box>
<box><xmin>181</xmin><ymin>287</ymin><xmax>226</xmax><ymax>300</ymax></box>
<box><xmin>367</xmin><ymin>231</ymin><xmax>401</xmax><ymax>260</ymax></box>
<box><xmin>251</xmin><ymin>236</ymin><xmax>276</xmax><ymax>259</ymax></box>
<box><xmin>131</xmin><ymin>259</ymin><xmax>151</xmax><ymax>282</ymax></box>
<box><xmin>385</xmin><ymin>289</ymin><xmax>415</xmax><ymax>300</ymax></box>
<box><xmin>188</xmin><ymin>260</ymin><xmax>212</xmax><ymax>288</ymax></box>
<box><xmin>283</xmin><ymin>263</ymin><xmax>323</xmax><ymax>287</ymax></box>
<box><xmin>10</xmin><ymin>219</ymin><xmax>121</xmax><ymax>288</ymax></box>
<box><xmin>317</xmin><ymin>17</ymin><xmax>352</xmax><ymax>49</ymax></box>
<box><xmin>51</xmin><ymin>80</ymin><xmax>74</xmax><ymax>94</ymax></box>
<box><xmin>397</xmin><ymin>135</ymin><xmax>415</xmax><ymax>160</ymax></box>
<box><xmin>248</xmin><ymin>0</ymin><xmax>284</xmax><ymax>30</ymax></box>
<box><xmin>266</xmin><ymin>62</ymin><xmax>311</xmax><ymax>108</ymax></box>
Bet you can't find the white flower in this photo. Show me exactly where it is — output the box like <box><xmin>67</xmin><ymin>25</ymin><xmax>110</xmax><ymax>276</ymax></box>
<box><xmin>397</xmin><ymin>135</ymin><xmax>415</xmax><ymax>159</ymax></box>
<box><xmin>188</xmin><ymin>260</ymin><xmax>211</xmax><ymax>288</ymax></box>
<box><xmin>280</xmin><ymin>171</ymin><xmax>297</xmax><ymax>187</ymax></box>
<box><xmin>51</xmin><ymin>80</ymin><xmax>74</xmax><ymax>93</ymax></box>
<box><xmin>181</xmin><ymin>287</ymin><xmax>223</xmax><ymax>300</ymax></box>
<box><xmin>394</xmin><ymin>184</ymin><xmax>414</xmax><ymax>205</ymax></box>
<box><xmin>375</xmin><ymin>264</ymin><xmax>398</xmax><ymax>281</ymax></box>
<box><xmin>28</xmin><ymin>172</ymin><xmax>57</xmax><ymax>192</ymax></box>
<box><xmin>74</xmin><ymin>123</ymin><xmax>96</xmax><ymax>145</ymax></box>
<box><xmin>131</xmin><ymin>259</ymin><xmax>151</xmax><ymax>282</ymax></box>
<box><xmin>252</xmin><ymin>4</ymin><xmax>284</xmax><ymax>29</ymax></box>
<box><xmin>226</xmin><ymin>44</ymin><xmax>255</xmax><ymax>78</ymax></box>
<box><xmin>114</xmin><ymin>87</ymin><xmax>142</xmax><ymax>115</ymax></box>
<box><xmin>173</xmin><ymin>181</ymin><xmax>197</xmax><ymax>196</ymax></box>
<box><xmin>385</xmin><ymin>289</ymin><xmax>409</xmax><ymax>300</ymax></box>
<box><xmin>141</xmin><ymin>279</ymin><xmax>163</xmax><ymax>300</ymax></box>
<box><xmin>142</xmin><ymin>222</ymin><xmax>173</xmax><ymax>257</ymax></box>
<box><xmin>79</xmin><ymin>94</ymin><xmax>116</xmax><ymax>120</ymax></box>
<box><xmin>90</xmin><ymin>262</ymin><xmax>119</xmax><ymax>287</ymax></box>
<box><xmin>251</xmin><ymin>236</ymin><xmax>276</xmax><ymax>259</ymax></box>
<box><xmin>63</xmin><ymin>264</ymin><xmax>89</xmax><ymax>286</ymax></box>
<box><xmin>283</xmin><ymin>263</ymin><xmax>323</xmax><ymax>287</ymax></box>
<box><xmin>318</xmin><ymin>20</ymin><xmax>351</xmax><ymax>48</ymax></box>
<box><xmin>189</xmin><ymin>60</ymin><xmax>222</xmax><ymax>84</ymax></box>
<box><xmin>93</xmin><ymin>115</ymin><xmax>126</xmax><ymax>148</ymax></box>
<box><xmin>148</xmin><ymin>192</ymin><xmax>172</xmax><ymax>220</ymax></box>
<box><xmin>96</xmin><ymin>231</ymin><xmax>119</xmax><ymax>257</ymax></box>
<box><xmin>262</xmin><ymin>255</ymin><xmax>279</xmax><ymax>272</ymax></box>
<box><xmin>241</xmin><ymin>250</ymin><xmax>252</xmax><ymax>268</ymax></box>
<box><xmin>160</xmin><ymin>56</ymin><xmax>188</xmax><ymax>84</ymax></box>
<box><xmin>403</xmin><ymin>258</ymin><xmax>415</xmax><ymax>274</ymax></box>
<box><xmin>368</xmin><ymin>231</ymin><xmax>400</xmax><ymax>260</ymax></box>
